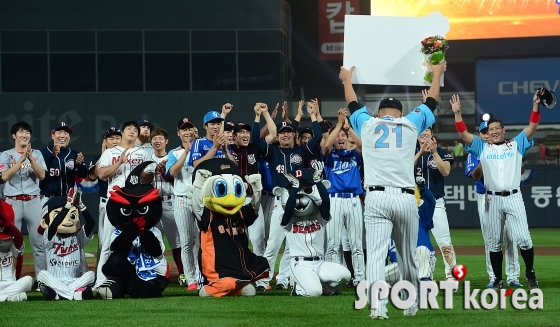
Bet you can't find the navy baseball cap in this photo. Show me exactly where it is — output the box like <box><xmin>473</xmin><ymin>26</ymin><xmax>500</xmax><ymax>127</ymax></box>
<box><xmin>51</xmin><ymin>122</ymin><xmax>73</xmax><ymax>134</ymax></box>
<box><xmin>479</xmin><ymin>121</ymin><xmax>489</xmax><ymax>133</ymax></box>
<box><xmin>41</xmin><ymin>196</ymin><xmax>67</xmax><ymax>219</ymax></box>
<box><xmin>277</xmin><ymin>122</ymin><xmax>293</xmax><ymax>133</ymax></box>
<box><xmin>137</xmin><ymin>119</ymin><xmax>155</xmax><ymax>130</ymax></box>
<box><xmin>379</xmin><ymin>98</ymin><xmax>403</xmax><ymax>111</ymax></box>
<box><xmin>224</xmin><ymin>120</ymin><xmax>235</xmax><ymax>132</ymax></box>
<box><xmin>104</xmin><ymin>127</ymin><xmax>122</xmax><ymax>139</ymax></box>
<box><xmin>177</xmin><ymin>117</ymin><xmax>194</xmax><ymax>130</ymax></box>
<box><xmin>203</xmin><ymin>111</ymin><xmax>224</xmax><ymax>125</ymax></box>
<box><xmin>234</xmin><ymin>122</ymin><xmax>252</xmax><ymax>133</ymax></box>
<box><xmin>298</xmin><ymin>128</ymin><xmax>313</xmax><ymax>138</ymax></box>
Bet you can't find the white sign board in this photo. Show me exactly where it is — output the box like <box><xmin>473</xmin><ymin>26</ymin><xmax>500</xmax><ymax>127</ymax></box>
<box><xmin>343</xmin><ymin>12</ymin><xmax>450</xmax><ymax>86</ymax></box>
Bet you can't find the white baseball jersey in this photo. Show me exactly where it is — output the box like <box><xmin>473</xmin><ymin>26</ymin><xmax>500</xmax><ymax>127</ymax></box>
<box><xmin>0</xmin><ymin>241</ymin><xmax>23</xmax><ymax>282</ymax></box>
<box><xmin>151</xmin><ymin>154</ymin><xmax>173</xmax><ymax>197</ymax></box>
<box><xmin>0</xmin><ymin>149</ymin><xmax>47</xmax><ymax>196</ymax></box>
<box><xmin>44</xmin><ymin>229</ymin><xmax>92</xmax><ymax>281</ymax></box>
<box><xmin>97</xmin><ymin>146</ymin><xmax>154</xmax><ymax>198</ymax></box>
<box><xmin>349</xmin><ymin>104</ymin><xmax>435</xmax><ymax>189</ymax></box>
<box><xmin>466</xmin><ymin>131</ymin><xmax>533</xmax><ymax>192</ymax></box>
<box><xmin>165</xmin><ymin>146</ymin><xmax>193</xmax><ymax>196</ymax></box>
<box><xmin>285</xmin><ymin>213</ymin><xmax>329</xmax><ymax>258</ymax></box>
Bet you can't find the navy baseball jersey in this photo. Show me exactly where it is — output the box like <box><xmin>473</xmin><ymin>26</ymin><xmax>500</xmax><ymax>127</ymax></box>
<box><xmin>323</xmin><ymin>148</ymin><xmax>363</xmax><ymax>194</ymax></box>
<box><xmin>417</xmin><ymin>188</ymin><xmax>436</xmax><ymax>251</ymax></box>
<box><xmin>89</xmin><ymin>154</ymin><xmax>108</xmax><ymax>199</ymax></box>
<box><xmin>252</xmin><ymin>121</ymin><xmax>322</xmax><ymax>188</ymax></box>
<box><xmin>258</xmin><ymin>158</ymin><xmax>273</xmax><ymax>193</ymax></box>
<box><xmin>40</xmin><ymin>146</ymin><xmax>87</xmax><ymax>197</ymax></box>
<box><xmin>230</xmin><ymin>144</ymin><xmax>260</xmax><ymax>195</ymax></box>
<box><xmin>465</xmin><ymin>153</ymin><xmax>485</xmax><ymax>194</ymax></box>
<box><xmin>414</xmin><ymin>146</ymin><xmax>453</xmax><ymax>198</ymax></box>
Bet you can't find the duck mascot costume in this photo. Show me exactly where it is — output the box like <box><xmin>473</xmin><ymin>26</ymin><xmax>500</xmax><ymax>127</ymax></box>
<box><xmin>98</xmin><ymin>161</ymin><xmax>169</xmax><ymax>299</ymax></box>
<box><xmin>188</xmin><ymin>158</ymin><xmax>269</xmax><ymax>297</ymax></box>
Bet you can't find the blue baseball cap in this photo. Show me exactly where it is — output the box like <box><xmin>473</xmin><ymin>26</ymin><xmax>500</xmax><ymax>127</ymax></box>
<box><xmin>203</xmin><ymin>111</ymin><xmax>224</xmax><ymax>125</ymax></box>
<box><xmin>479</xmin><ymin>121</ymin><xmax>489</xmax><ymax>133</ymax></box>
<box><xmin>51</xmin><ymin>122</ymin><xmax>73</xmax><ymax>134</ymax></box>
<box><xmin>137</xmin><ymin>119</ymin><xmax>154</xmax><ymax>130</ymax></box>
<box><xmin>277</xmin><ymin>122</ymin><xmax>294</xmax><ymax>132</ymax></box>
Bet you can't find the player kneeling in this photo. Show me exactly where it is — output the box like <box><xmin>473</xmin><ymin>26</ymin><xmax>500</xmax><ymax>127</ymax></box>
<box><xmin>37</xmin><ymin>188</ymin><xmax>96</xmax><ymax>300</ymax></box>
<box><xmin>385</xmin><ymin>177</ymin><xmax>437</xmax><ymax>285</ymax></box>
<box><xmin>275</xmin><ymin>169</ymin><xmax>351</xmax><ymax>297</ymax></box>
<box><xmin>0</xmin><ymin>200</ymin><xmax>33</xmax><ymax>302</ymax></box>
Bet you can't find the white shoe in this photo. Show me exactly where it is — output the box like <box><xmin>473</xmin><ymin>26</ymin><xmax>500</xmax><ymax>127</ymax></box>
<box><xmin>241</xmin><ymin>284</ymin><xmax>256</xmax><ymax>296</ymax></box>
<box><xmin>7</xmin><ymin>292</ymin><xmax>27</xmax><ymax>302</ymax></box>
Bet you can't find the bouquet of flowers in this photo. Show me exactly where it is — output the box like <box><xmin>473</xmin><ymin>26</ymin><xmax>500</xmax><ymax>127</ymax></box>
<box><xmin>420</xmin><ymin>35</ymin><xmax>449</xmax><ymax>83</ymax></box>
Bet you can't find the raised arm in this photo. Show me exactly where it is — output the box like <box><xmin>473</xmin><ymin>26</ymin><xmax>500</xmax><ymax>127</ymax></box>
<box><xmin>339</xmin><ymin>66</ymin><xmax>358</xmax><ymax>111</ymax></box>
<box><xmin>322</xmin><ymin>109</ymin><xmax>346</xmax><ymax>156</ymax></box>
<box><xmin>261</xmin><ymin>104</ymin><xmax>277</xmax><ymax>143</ymax></box>
<box><xmin>259</xmin><ymin>102</ymin><xmax>279</xmax><ymax>139</ymax></box>
<box><xmin>220</xmin><ymin>103</ymin><xmax>233</xmax><ymax>134</ymax></box>
<box><xmin>426</xmin><ymin>61</ymin><xmax>447</xmax><ymax>102</ymax></box>
<box><xmin>524</xmin><ymin>89</ymin><xmax>543</xmax><ymax>139</ymax></box>
<box><xmin>252</xmin><ymin>103</ymin><xmax>270</xmax><ymax>156</ymax></box>
<box><xmin>450</xmin><ymin>95</ymin><xmax>474</xmax><ymax>146</ymax></box>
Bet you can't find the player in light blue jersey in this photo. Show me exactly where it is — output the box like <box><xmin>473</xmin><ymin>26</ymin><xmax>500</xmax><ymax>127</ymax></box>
<box><xmin>322</xmin><ymin>108</ymin><xmax>365</xmax><ymax>287</ymax></box>
<box><xmin>188</xmin><ymin>111</ymin><xmax>235</xmax><ymax>168</ymax></box>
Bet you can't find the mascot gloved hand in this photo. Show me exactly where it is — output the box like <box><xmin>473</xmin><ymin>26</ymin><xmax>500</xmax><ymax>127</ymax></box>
<box><xmin>192</xmin><ymin>158</ymin><xmax>269</xmax><ymax>298</ymax></box>
<box><xmin>245</xmin><ymin>174</ymin><xmax>262</xmax><ymax>213</ymax></box>
<box><xmin>97</xmin><ymin>162</ymin><xmax>168</xmax><ymax>300</ymax></box>
<box><xmin>0</xmin><ymin>200</ymin><xmax>33</xmax><ymax>302</ymax></box>
<box><xmin>36</xmin><ymin>187</ymin><xmax>96</xmax><ymax>301</ymax></box>
<box><xmin>273</xmin><ymin>168</ymin><xmax>351</xmax><ymax>297</ymax></box>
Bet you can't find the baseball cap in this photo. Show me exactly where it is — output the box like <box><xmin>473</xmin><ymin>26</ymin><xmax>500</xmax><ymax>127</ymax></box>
<box><xmin>298</xmin><ymin>128</ymin><xmax>313</xmax><ymax>138</ymax></box>
<box><xmin>41</xmin><ymin>196</ymin><xmax>67</xmax><ymax>220</ymax></box>
<box><xmin>177</xmin><ymin>118</ymin><xmax>194</xmax><ymax>130</ymax></box>
<box><xmin>0</xmin><ymin>201</ymin><xmax>15</xmax><ymax>239</ymax></box>
<box><xmin>379</xmin><ymin>98</ymin><xmax>403</xmax><ymax>111</ymax></box>
<box><xmin>203</xmin><ymin>111</ymin><xmax>224</xmax><ymax>125</ymax></box>
<box><xmin>479</xmin><ymin>121</ymin><xmax>489</xmax><ymax>133</ymax></box>
<box><xmin>322</xmin><ymin>119</ymin><xmax>334</xmax><ymax>130</ymax></box>
<box><xmin>104</xmin><ymin>127</ymin><xmax>122</xmax><ymax>139</ymax></box>
<box><xmin>137</xmin><ymin>119</ymin><xmax>155</xmax><ymax>130</ymax></box>
<box><xmin>224</xmin><ymin>120</ymin><xmax>235</xmax><ymax>132</ymax></box>
<box><xmin>234</xmin><ymin>122</ymin><xmax>252</xmax><ymax>133</ymax></box>
<box><xmin>51</xmin><ymin>122</ymin><xmax>73</xmax><ymax>134</ymax></box>
<box><xmin>277</xmin><ymin>122</ymin><xmax>294</xmax><ymax>133</ymax></box>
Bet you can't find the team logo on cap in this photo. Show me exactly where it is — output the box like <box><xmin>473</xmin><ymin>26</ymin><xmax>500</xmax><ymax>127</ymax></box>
<box><xmin>183</xmin><ymin>118</ymin><xmax>189</xmax><ymax>123</ymax></box>
<box><xmin>221</xmin><ymin>164</ymin><xmax>231</xmax><ymax>170</ymax></box>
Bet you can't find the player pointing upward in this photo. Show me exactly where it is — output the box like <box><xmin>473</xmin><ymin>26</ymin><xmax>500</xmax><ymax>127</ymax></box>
<box><xmin>452</xmin><ymin>91</ymin><xmax>542</xmax><ymax>290</ymax></box>
<box><xmin>341</xmin><ymin>61</ymin><xmax>446</xmax><ymax>319</ymax></box>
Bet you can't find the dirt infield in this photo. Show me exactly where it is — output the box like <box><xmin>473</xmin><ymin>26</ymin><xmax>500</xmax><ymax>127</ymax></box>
<box><xmin>20</xmin><ymin>247</ymin><xmax>559</xmax><ymax>280</ymax></box>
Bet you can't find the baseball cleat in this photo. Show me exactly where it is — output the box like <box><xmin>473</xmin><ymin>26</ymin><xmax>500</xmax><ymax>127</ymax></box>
<box><xmin>187</xmin><ymin>283</ymin><xmax>198</xmax><ymax>291</ymax></box>
<box><xmin>370</xmin><ymin>314</ymin><xmax>389</xmax><ymax>320</ymax></box>
<box><xmin>256</xmin><ymin>286</ymin><xmax>267</xmax><ymax>293</ymax></box>
<box><xmin>345</xmin><ymin>278</ymin><xmax>355</xmax><ymax>288</ymax></box>
<box><xmin>6</xmin><ymin>292</ymin><xmax>27</xmax><ymax>302</ymax></box>
<box><xmin>491</xmin><ymin>280</ymin><xmax>504</xmax><ymax>290</ymax></box>
<box><xmin>275</xmin><ymin>283</ymin><xmax>287</xmax><ymax>290</ymax></box>
<box><xmin>178</xmin><ymin>274</ymin><xmax>187</xmax><ymax>287</ymax></box>
<box><xmin>525</xmin><ymin>270</ymin><xmax>539</xmax><ymax>289</ymax></box>
<box><xmin>486</xmin><ymin>281</ymin><xmax>495</xmax><ymax>288</ymax></box>
<box><xmin>508</xmin><ymin>281</ymin><xmax>523</xmax><ymax>288</ymax></box>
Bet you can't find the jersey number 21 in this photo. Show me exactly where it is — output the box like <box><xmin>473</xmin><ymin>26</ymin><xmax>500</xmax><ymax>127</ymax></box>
<box><xmin>374</xmin><ymin>124</ymin><xmax>402</xmax><ymax>148</ymax></box>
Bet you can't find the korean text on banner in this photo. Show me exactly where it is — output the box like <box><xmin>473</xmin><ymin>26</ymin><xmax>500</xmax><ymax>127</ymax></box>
<box><xmin>318</xmin><ymin>0</ymin><xmax>360</xmax><ymax>60</ymax></box>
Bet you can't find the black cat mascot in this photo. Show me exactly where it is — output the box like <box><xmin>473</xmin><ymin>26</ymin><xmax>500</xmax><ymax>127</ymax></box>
<box><xmin>97</xmin><ymin>162</ymin><xmax>169</xmax><ymax>299</ymax></box>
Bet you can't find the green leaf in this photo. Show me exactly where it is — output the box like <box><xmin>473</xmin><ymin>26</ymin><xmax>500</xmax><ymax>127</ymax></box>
<box><xmin>424</xmin><ymin>72</ymin><xmax>433</xmax><ymax>84</ymax></box>
<box><xmin>429</xmin><ymin>52</ymin><xmax>445</xmax><ymax>64</ymax></box>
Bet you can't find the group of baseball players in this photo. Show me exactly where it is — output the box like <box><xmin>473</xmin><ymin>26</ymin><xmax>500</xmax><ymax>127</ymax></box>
<box><xmin>0</xmin><ymin>60</ymin><xmax>541</xmax><ymax>316</ymax></box>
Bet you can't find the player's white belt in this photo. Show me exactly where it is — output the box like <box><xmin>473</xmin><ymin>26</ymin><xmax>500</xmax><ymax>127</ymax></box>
<box><xmin>293</xmin><ymin>256</ymin><xmax>323</xmax><ymax>262</ymax></box>
<box><xmin>329</xmin><ymin>192</ymin><xmax>358</xmax><ymax>198</ymax></box>
<box><xmin>367</xmin><ymin>186</ymin><xmax>415</xmax><ymax>195</ymax></box>
<box><xmin>486</xmin><ymin>189</ymin><xmax>519</xmax><ymax>197</ymax></box>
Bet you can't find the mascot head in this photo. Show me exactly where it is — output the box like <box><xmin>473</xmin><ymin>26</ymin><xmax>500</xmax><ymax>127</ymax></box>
<box><xmin>40</xmin><ymin>196</ymin><xmax>82</xmax><ymax>235</ymax></box>
<box><xmin>107</xmin><ymin>161</ymin><xmax>162</xmax><ymax>232</ymax></box>
<box><xmin>193</xmin><ymin>158</ymin><xmax>246</xmax><ymax>216</ymax></box>
<box><xmin>272</xmin><ymin>168</ymin><xmax>331</xmax><ymax>226</ymax></box>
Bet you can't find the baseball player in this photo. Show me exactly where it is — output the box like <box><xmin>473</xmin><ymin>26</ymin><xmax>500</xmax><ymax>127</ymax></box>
<box><xmin>0</xmin><ymin>121</ymin><xmax>47</xmax><ymax>276</ymax></box>
<box><xmin>224</xmin><ymin>120</ymin><xmax>236</xmax><ymax>145</ymax></box>
<box><xmin>322</xmin><ymin>109</ymin><xmax>365</xmax><ymax>287</ymax></box>
<box><xmin>466</xmin><ymin>122</ymin><xmax>521</xmax><ymax>288</ymax></box>
<box><xmin>136</xmin><ymin>119</ymin><xmax>155</xmax><ymax>158</ymax></box>
<box><xmin>37</xmin><ymin>192</ymin><xmax>96</xmax><ymax>301</ymax></box>
<box><xmin>452</xmin><ymin>91</ymin><xmax>541</xmax><ymax>289</ymax></box>
<box><xmin>188</xmin><ymin>110</ymin><xmax>235</xmax><ymax>168</ymax></box>
<box><xmin>150</xmin><ymin>128</ymin><xmax>184</xmax><ymax>284</ymax></box>
<box><xmin>0</xmin><ymin>200</ymin><xmax>33</xmax><ymax>302</ymax></box>
<box><xmin>166</xmin><ymin>117</ymin><xmax>200</xmax><ymax>290</ymax></box>
<box><xmin>252</xmin><ymin>103</ymin><xmax>323</xmax><ymax>292</ymax></box>
<box><xmin>414</xmin><ymin>126</ymin><xmax>457</xmax><ymax>280</ymax></box>
<box><xmin>94</xmin><ymin>121</ymin><xmax>155</xmax><ymax>289</ymax></box>
<box><xmin>342</xmin><ymin>61</ymin><xmax>445</xmax><ymax>319</ymax></box>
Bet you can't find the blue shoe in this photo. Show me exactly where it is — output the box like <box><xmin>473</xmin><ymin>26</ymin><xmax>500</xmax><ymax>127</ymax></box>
<box><xmin>486</xmin><ymin>281</ymin><xmax>495</xmax><ymax>288</ymax></box>
<box><xmin>508</xmin><ymin>281</ymin><xmax>523</xmax><ymax>288</ymax></box>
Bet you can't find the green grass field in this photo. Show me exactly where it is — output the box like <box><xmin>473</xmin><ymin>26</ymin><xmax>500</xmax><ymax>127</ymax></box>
<box><xmin>7</xmin><ymin>229</ymin><xmax>560</xmax><ymax>327</ymax></box>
